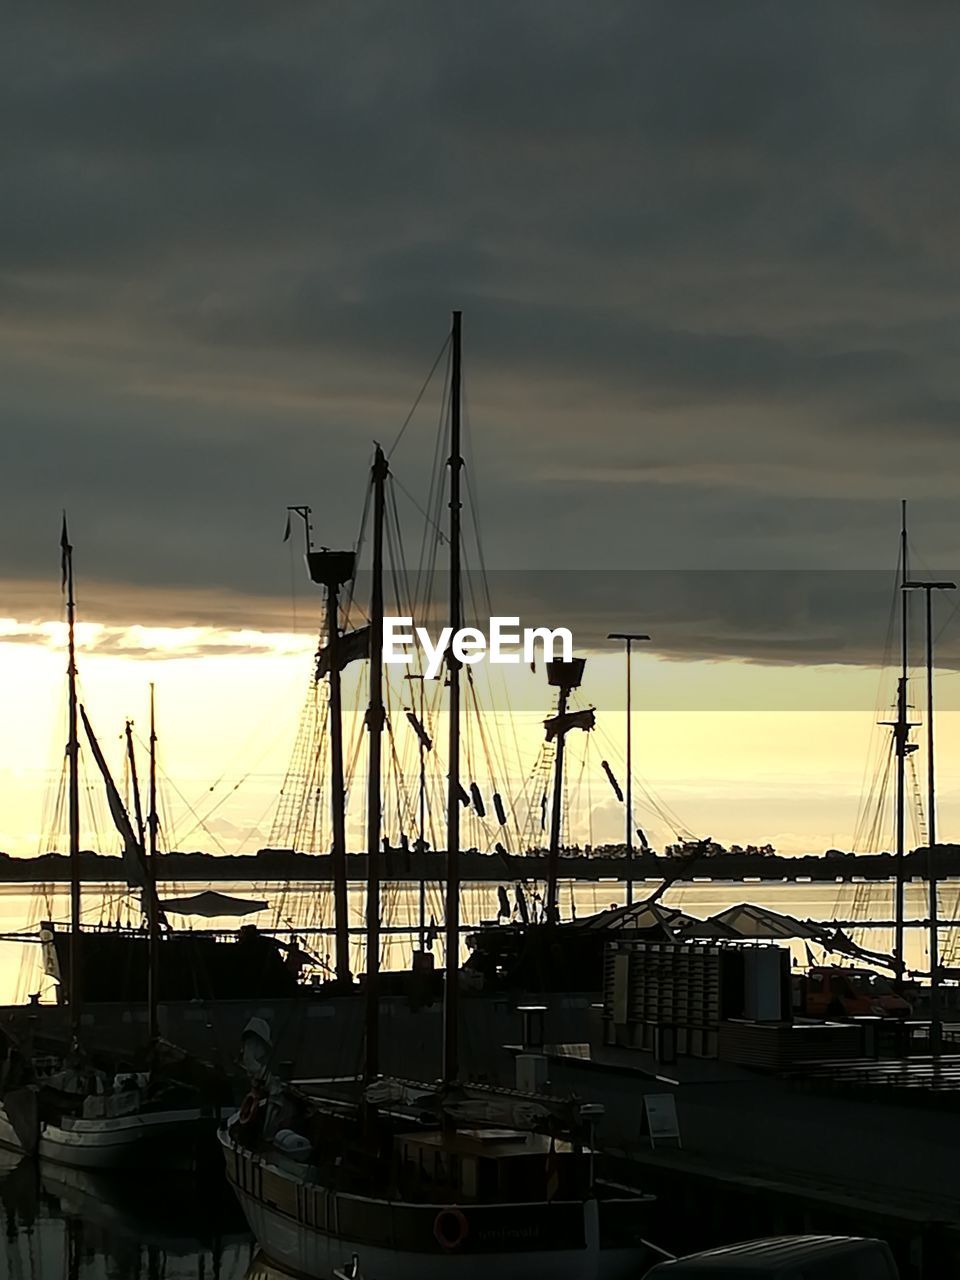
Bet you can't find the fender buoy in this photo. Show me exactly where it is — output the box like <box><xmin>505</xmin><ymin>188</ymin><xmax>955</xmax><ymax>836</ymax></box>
<box><xmin>238</xmin><ymin>1091</ymin><xmax>259</xmax><ymax>1125</ymax></box>
<box><xmin>433</xmin><ymin>1206</ymin><xmax>469</xmax><ymax>1251</ymax></box>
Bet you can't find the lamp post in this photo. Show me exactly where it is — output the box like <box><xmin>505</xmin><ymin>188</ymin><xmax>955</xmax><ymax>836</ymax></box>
<box><xmin>608</xmin><ymin>633</ymin><xmax>650</xmax><ymax>906</ymax></box>
<box><xmin>903</xmin><ymin>578</ymin><xmax>955</xmax><ymax>1056</ymax></box>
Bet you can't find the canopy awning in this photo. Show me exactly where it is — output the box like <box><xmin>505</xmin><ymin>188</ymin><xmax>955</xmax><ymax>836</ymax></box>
<box><xmin>158</xmin><ymin>890</ymin><xmax>268</xmax><ymax>918</ymax></box>
<box><xmin>674</xmin><ymin>917</ymin><xmax>742</xmax><ymax>940</ymax></box>
<box><xmin>707</xmin><ymin>902</ymin><xmax>823</xmax><ymax>940</ymax></box>
<box><xmin>577</xmin><ymin>900</ymin><xmax>702</xmax><ymax>934</ymax></box>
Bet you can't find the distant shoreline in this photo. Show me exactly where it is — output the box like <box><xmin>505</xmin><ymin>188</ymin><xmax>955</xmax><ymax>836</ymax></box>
<box><xmin>0</xmin><ymin>846</ymin><xmax>946</xmax><ymax>883</ymax></box>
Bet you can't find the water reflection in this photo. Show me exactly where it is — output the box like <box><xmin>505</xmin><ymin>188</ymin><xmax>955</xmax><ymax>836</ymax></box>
<box><xmin>242</xmin><ymin>1256</ymin><xmax>305</xmax><ymax>1280</ymax></box>
<box><xmin>0</xmin><ymin>1149</ymin><xmax>255</xmax><ymax>1280</ymax></box>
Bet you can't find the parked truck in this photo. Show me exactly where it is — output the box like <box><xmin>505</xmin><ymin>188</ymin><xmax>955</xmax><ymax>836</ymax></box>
<box><xmin>792</xmin><ymin>966</ymin><xmax>911</xmax><ymax>1020</ymax></box>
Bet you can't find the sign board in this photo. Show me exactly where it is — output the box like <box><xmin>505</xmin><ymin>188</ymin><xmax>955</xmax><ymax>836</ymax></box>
<box><xmin>643</xmin><ymin>1093</ymin><xmax>681</xmax><ymax>1149</ymax></box>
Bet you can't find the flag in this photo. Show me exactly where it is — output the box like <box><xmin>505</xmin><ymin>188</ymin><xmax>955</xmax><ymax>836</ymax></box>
<box><xmin>545</xmin><ymin>1135</ymin><xmax>560</xmax><ymax>1201</ymax></box>
<box><xmin>60</xmin><ymin>513</ymin><xmax>70</xmax><ymax>593</ymax></box>
<box><xmin>316</xmin><ymin>625</ymin><xmax>370</xmax><ymax>679</ymax></box>
<box><xmin>544</xmin><ymin>707</ymin><xmax>596</xmax><ymax>742</ymax></box>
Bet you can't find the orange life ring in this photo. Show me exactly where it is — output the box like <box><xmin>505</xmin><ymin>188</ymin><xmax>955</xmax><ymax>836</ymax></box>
<box><xmin>238</xmin><ymin>1090</ymin><xmax>259</xmax><ymax>1125</ymax></box>
<box><xmin>433</xmin><ymin>1206</ymin><xmax>469</xmax><ymax>1251</ymax></box>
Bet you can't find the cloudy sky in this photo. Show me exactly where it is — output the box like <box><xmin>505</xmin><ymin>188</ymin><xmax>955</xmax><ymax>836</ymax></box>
<box><xmin>4</xmin><ymin>3</ymin><xmax>960</xmax><ymax>858</ymax></box>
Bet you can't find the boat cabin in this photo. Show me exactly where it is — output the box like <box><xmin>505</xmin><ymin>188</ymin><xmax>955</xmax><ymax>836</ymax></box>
<box><xmin>395</xmin><ymin>1127</ymin><xmax>583</xmax><ymax>1202</ymax></box>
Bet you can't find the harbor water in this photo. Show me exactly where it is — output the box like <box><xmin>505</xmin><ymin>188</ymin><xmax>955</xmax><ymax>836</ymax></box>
<box><xmin>1</xmin><ymin>876</ymin><xmax>957</xmax><ymax>1004</ymax></box>
<box><xmin>0</xmin><ymin>1148</ymin><xmax>255</xmax><ymax>1280</ymax></box>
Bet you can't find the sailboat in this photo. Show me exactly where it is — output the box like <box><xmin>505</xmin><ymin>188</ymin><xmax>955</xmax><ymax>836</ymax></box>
<box><xmin>0</xmin><ymin>520</ymin><xmax>233</xmax><ymax>1169</ymax></box>
<box><xmin>219</xmin><ymin>314</ymin><xmax>664</xmax><ymax>1278</ymax></box>
<box><xmin>459</xmin><ymin>653</ymin><xmax>714</xmax><ymax>996</ymax></box>
<box><xmin>36</xmin><ymin>682</ymin><xmax>302</xmax><ymax>1006</ymax></box>
<box><xmin>34</xmin><ymin>515</ymin><xmax>364</xmax><ymax>1008</ymax></box>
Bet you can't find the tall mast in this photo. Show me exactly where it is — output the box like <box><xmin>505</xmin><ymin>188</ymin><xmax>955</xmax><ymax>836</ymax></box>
<box><xmin>545</xmin><ymin>659</ymin><xmax>587</xmax><ymax>922</ymax></box>
<box><xmin>295</xmin><ymin>506</ymin><xmax>355</xmax><ymax>987</ymax></box>
<box><xmin>894</xmin><ymin>501</ymin><xmax>909</xmax><ymax>983</ymax></box>
<box><xmin>902</xmin><ymin>576</ymin><xmax>956</xmax><ymax>1053</ymax></box>
<box><xmin>62</xmin><ymin>515</ymin><xmax>82</xmax><ymax>1035</ymax></box>
<box><xmin>924</xmin><ymin>587</ymin><xmax>942</xmax><ymax>1050</ymax></box>
<box><xmin>442</xmin><ymin>310</ymin><xmax>463</xmax><ymax>1086</ymax></box>
<box><xmin>147</xmin><ymin>684</ymin><xmax>160</xmax><ymax>1042</ymax></box>
<box><xmin>406</xmin><ymin>673</ymin><xmax>428</xmax><ymax>951</ymax></box>
<box><xmin>327</xmin><ymin>576</ymin><xmax>351</xmax><ymax>986</ymax></box>
<box><xmin>546</xmin><ymin>684</ymin><xmax>571</xmax><ymax>923</ymax></box>
<box><xmin>417</xmin><ymin>677</ymin><xmax>427</xmax><ymax>951</ymax></box>
<box><xmin>364</xmin><ymin>445</ymin><xmax>388</xmax><ymax>1080</ymax></box>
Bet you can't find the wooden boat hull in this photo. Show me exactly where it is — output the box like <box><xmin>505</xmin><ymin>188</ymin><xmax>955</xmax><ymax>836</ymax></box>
<box><xmin>42</xmin><ymin>921</ymin><xmax>300</xmax><ymax>1002</ymax></box>
<box><xmin>221</xmin><ymin>1128</ymin><xmax>657</xmax><ymax>1280</ymax></box>
<box><xmin>0</xmin><ymin>1100</ymin><xmax>229</xmax><ymax>1170</ymax></box>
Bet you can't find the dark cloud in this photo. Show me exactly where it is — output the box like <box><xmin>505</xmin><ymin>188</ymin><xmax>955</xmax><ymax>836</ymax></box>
<box><xmin>3</xmin><ymin>1</ymin><xmax>960</xmax><ymax>664</ymax></box>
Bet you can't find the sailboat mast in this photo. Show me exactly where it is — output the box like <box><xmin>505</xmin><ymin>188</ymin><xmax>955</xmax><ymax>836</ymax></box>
<box><xmin>404</xmin><ymin>673</ymin><xmax>429</xmax><ymax>949</ymax></box>
<box><xmin>902</xmin><ymin>575</ymin><xmax>955</xmax><ymax>1052</ymax></box>
<box><xmin>545</xmin><ymin>684</ymin><xmax>570</xmax><ymax>923</ymax></box>
<box><xmin>894</xmin><ymin>500</ymin><xmax>909</xmax><ymax>982</ymax></box>
<box><xmin>327</xmin><ymin>578</ymin><xmax>352</xmax><ymax>986</ymax></box>
<box><xmin>297</xmin><ymin>509</ymin><xmax>355</xmax><ymax>988</ymax></box>
<box><xmin>147</xmin><ymin>684</ymin><xmax>160</xmax><ymax>1041</ymax></box>
<box><xmin>364</xmin><ymin>445</ymin><xmax>388</xmax><ymax>1080</ymax></box>
<box><xmin>62</xmin><ymin>517</ymin><xmax>82</xmax><ymax>1032</ymax></box>
<box><xmin>417</xmin><ymin>678</ymin><xmax>427</xmax><ymax>951</ymax></box>
<box><xmin>442</xmin><ymin>310</ymin><xmax>463</xmax><ymax>1086</ymax></box>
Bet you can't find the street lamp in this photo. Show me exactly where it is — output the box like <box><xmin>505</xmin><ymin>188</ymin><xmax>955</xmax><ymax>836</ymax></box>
<box><xmin>608</xmin><ymin>632</ymin><xmax>650</xmax><ymax>906</ymax></box>
<box><xmin>903</xmin><ymin>578</ymin><xmax>955</xmax><ymax>1055</ymax></box>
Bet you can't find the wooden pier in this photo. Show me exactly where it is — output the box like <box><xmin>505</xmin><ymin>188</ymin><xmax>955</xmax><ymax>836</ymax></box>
<box><xmin>504</xmin><ymin>1030</ymin><xmax>960</xmax><ymax>1279</ymax></box>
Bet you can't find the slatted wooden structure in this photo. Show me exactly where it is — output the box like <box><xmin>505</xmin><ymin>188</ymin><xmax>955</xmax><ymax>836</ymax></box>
<box><xmin>788</xmin><ymin>1053</ymin><xmax>960</xmax><ymax>1108</ymax></box>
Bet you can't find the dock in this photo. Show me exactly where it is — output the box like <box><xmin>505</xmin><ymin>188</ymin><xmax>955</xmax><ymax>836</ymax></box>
<box><xmin>503</xmin><ymin>1033</ymin><xmax>960</xmax><ymax>1277</ymax></box>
